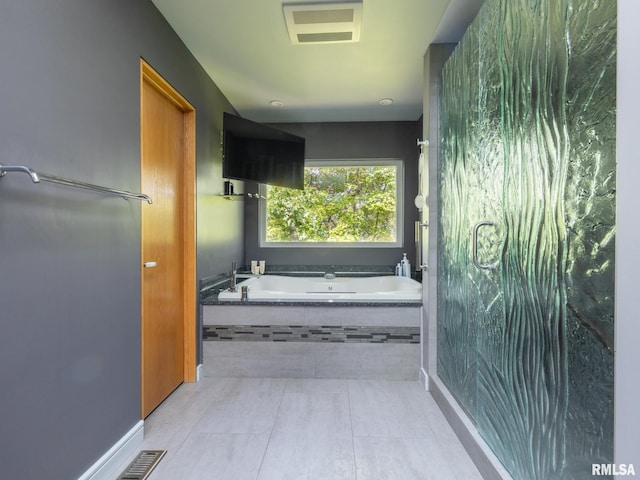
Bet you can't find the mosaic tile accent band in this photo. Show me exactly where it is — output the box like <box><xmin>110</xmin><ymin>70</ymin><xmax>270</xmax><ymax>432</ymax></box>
<box><xmin>203</xmin><ymin>325</ymin><xmax>420</xmax><ymax>344</ymax></box>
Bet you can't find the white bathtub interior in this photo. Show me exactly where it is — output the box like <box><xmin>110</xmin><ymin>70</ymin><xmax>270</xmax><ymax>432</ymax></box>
<box><xmin>217</xmin><ymin>274</ymin><xmax>422</xmax><ymax>302</ymax></box>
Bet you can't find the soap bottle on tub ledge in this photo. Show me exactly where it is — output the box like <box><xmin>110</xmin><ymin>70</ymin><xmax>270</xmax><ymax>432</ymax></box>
<box><xmin>397</xmin><ymin>253</ymin><xmax>411</xmax><ymax>278</ymax></box>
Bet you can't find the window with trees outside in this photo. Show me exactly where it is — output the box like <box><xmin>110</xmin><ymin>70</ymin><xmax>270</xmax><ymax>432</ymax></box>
<box><xmin>260</xmin><ymin>159</ymin><xmax>403</xmax><ymax>247</ymax></box>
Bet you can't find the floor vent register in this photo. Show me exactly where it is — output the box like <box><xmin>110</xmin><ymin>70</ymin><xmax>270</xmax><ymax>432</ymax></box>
<box><xmin>117</xmin><ymin>450</ymin><xmax>166</xmax><ymax>480</ymax></box>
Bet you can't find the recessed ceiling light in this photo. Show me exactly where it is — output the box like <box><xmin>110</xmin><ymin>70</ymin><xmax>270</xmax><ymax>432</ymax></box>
<box><xmin>379</xmin><ymin>98</ymin><xmax>393</xmax><ymax>106</ymax></box>
<box><xmin>269</xmin><ymin>100</ymin><xmax>284</xmax><ymax>107</ymax></box>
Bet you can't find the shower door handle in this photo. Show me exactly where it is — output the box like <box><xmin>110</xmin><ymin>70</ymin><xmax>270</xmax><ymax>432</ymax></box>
<box><xmin>472</xmin><ymin>221</ymin><xmax>499</xmax><ymax>270</ymax></box>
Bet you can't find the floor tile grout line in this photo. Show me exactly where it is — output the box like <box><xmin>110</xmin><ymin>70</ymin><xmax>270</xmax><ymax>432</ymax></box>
<box><xmin>253</xmin><ymin>376</ymin><xmax>288</xmax><ymax>480</ymax></box>
<box><xmin>346</xmin><ymin>379</ymin><xmax>359</xmax><ymax>480</ymax></box>
<box><xmin>143</xmin><ymin>383</ymin><xmax>214</xmax><ymax>473</ymax></box>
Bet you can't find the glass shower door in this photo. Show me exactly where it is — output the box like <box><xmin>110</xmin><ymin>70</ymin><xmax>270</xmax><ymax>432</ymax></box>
<box><xmin>437</xmin><ymin>0</ymin><xmax>615</xmax><ymax>478</ymax></box>
<box><xmin>437</xmin><ymin>4</ymin><xmax>505</xmax><ymax>425</ymax></box>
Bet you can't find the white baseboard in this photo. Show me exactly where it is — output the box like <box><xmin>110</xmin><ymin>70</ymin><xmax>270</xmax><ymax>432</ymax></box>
<box><xmin>77</xmin><ymin>420</ymin><xmax>144</xmax><ymax>480</ymax></box>
<box><xmin>419</xmin><ymin>367</ymin><xmax>430</xmax><ymax>391</ymax></box>
<box><xmin>196</xmin><ymin>363</ymin><xmax>204</xmax><ymax>382</ymax></box>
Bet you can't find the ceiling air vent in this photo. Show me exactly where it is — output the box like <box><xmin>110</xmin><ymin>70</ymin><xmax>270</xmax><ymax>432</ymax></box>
<box><xmin>283</xmin><ymin>1</ymin><xmax>363</xmax><ymax>45</ymax></box>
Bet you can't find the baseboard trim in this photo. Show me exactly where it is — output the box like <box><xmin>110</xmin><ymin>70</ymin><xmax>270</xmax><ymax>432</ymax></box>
<box><xmin>429</xmin><ymin>376</ymin><xmax>511</xmax><ymax>480</ymax></box>
<box><xmin>77</xmin><ymin>420</ymin><xmax>144</xmax><ymax>480</ymax></box>
<box><xmin>419</xmin><ymin>367</ymin><xmax>430</xmax><ymax>391</ymax></box>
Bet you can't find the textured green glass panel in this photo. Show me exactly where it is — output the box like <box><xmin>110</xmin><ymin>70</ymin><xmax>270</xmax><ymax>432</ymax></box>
<box><xmin>437</xmin><ymin>0</ymin><xmax>615</xmax><ymax>478</ymax></box>
<box><xmin>563</xmin><ymin>0</ymin><xmax>616</xmax><ymax>474</ymax></box>
<box><xmin>438</xmin><ymin>14</ymin><xmax>481</xmax><ymax>420</ymax></box>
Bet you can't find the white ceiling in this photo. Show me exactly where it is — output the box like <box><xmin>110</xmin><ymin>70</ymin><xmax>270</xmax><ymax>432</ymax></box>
<box><xmin>151</xmin><ymin>0</ymin><xmax>483</xmax><ymax>123</ymax></box>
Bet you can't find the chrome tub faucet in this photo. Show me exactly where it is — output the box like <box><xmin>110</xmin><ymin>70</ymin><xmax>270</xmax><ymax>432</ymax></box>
<box><xmin>230</xmin><ymin>261</ymin><xmax>237</xmax><ymax>292</ymax></box>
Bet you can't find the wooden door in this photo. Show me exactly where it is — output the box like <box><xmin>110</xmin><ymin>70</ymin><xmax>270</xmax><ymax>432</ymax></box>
<box><xmin>140</xmin><ymin>60</ymin><xmax>196</xmax><ymax>418</ymax></box>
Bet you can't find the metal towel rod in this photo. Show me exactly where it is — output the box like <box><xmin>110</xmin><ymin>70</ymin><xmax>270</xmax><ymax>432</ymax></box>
<box><xmin>0</xmin><ymin>163</ymin><xmax>153</xmax><ymax>204</ymax></box>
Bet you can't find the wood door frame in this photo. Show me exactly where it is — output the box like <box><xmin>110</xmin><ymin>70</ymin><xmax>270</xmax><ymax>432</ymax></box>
<box><xmin>140</xmin><ymin>58</ymin><xmax>197</xmax><ymax>386</ymax></box>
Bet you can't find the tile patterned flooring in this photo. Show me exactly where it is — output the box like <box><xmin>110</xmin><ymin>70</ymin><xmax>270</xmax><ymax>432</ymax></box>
<box><xmin>127</xmin><ymin>377</ymin><xmax>482</xmax><ymax>480</ymax></box>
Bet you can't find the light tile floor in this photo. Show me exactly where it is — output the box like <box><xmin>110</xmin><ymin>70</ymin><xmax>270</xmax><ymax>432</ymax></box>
<box><xmin>125</xmin><ymin>377</ymin><xmax>482</xmax><ymax>480</ymax></box>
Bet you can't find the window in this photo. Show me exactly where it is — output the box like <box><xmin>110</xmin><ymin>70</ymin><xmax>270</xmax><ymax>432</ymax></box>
<box><xmin>260</xmin><ymin>159</ymin><xmax>403</xmax><ymax>247</ymax></box>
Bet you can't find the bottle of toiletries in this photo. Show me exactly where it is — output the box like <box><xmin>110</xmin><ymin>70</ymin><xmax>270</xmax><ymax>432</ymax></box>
<box><xmin>401</xmin><ymin>253</ymin><xmax>410</xmax><ymax>278</ymax></box>
<box><xmin>395</xmin><ymin>263</ymin><xmax>401</xmax><ymax>276</ymax></box>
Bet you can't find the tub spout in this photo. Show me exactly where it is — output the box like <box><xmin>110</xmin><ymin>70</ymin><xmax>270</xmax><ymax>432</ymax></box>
<box><xmin>324</xmin><ymin>266</ymin><xmax>336</xmax><ymax>280</ymax></box>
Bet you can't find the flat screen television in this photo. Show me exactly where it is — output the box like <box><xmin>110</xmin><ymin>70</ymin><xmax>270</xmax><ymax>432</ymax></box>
<box><xmin>222</xmin><ymin>112</ymin><xmax>305</xmax><ymax>190</ymax></box>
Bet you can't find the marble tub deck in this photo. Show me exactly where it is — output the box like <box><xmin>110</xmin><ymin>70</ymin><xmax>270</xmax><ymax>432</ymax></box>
<box><xmin>121</xmin><ymin>376</ymin><xmax>482</xmax><ymax>480</ymax></box>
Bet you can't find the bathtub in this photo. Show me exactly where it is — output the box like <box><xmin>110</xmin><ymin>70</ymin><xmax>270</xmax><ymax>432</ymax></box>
<box><xmin>217</xmin><ymin>274</ymin><xmax>422</xmax><ymax>302</ymax></box>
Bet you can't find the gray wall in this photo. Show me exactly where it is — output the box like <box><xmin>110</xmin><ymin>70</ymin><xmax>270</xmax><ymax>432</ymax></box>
<box><xmin>0</xmin><ymin>1</ymin><xmax>241</xmax><ymax>479</ymax></box>
<box><xmin>243</xmin><ymin>121</ymin><xmax>422</xmax><ymax>267</ymax></box>
<box><xmin>615</xmin><ymin>0</ymin><xmax>640</xmax><ymax>468</ymax></box>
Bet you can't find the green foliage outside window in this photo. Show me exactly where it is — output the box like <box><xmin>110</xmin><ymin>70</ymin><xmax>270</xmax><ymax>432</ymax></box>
<box><xmin>265</xmin><ymin>164</ymin><xmax>398</xmax><ymax>242</ymax></box>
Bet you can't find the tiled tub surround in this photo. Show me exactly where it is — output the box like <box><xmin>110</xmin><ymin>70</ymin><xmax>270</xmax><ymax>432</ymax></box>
<box><xmin>202</xmin><ymin>304</ymin><xmax>422</xmax><ymax>380</ymax></box>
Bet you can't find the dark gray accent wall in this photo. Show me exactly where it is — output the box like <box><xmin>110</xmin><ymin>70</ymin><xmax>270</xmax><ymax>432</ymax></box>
<box><xmin>243</xmin><ymin>121</ymin><xmax>422</xmax><ymax>267</ymax></box>
<box><xmin>0</xmin><ymin>1</ymin><xmax>241</xmax><ymax>479</ymax></box>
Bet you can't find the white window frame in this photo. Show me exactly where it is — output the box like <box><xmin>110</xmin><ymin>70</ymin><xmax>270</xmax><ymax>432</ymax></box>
<box><xmin>259</xmin><ymin>158</ymin><xmax>404</xmax><ymax>248</ymax></box>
